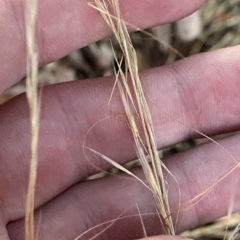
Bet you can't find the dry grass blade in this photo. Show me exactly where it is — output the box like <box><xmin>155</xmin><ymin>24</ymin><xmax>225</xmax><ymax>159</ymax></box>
<box><xmin>89</xmin><ymin>3</ymin><xmax>184</xmax><ymax>59</ymax></box>
<box><xmin>93</xmin><ymin>0</ymin><xmax>175</xmax><ymax>235</ymax></box>
<box><xmin>25</xmin><ymin>0</ymin><xmax>40</xmax><ymax>239</ymax></box>
<box><xmin>136</xmin><ymin>203</ymin><xmax>148</xmax><ymax>238</ymax></box>
<box><xmin>87</xmin><ymin>147</ymin><xmax>152</xmax><ymax>191</ymax></box>
<box><xmin>182</xmin><ymin>213</ymin><xmax>240</xmax><ymax>239</ymax></box>
<box><xmin>229</xmin><ymin>224</ymin><xmax>240</xmax><ymax>240</ymax></box>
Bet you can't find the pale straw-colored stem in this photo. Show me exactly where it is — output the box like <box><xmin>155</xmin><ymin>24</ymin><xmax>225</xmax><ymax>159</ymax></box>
<box><xmin>25</xmin><ymin>0</ymin><xmax>40</xmax><ymax>239</ymax></box>
<box><xmin>93</xmin><ymin>0</ymin><xmax>175</xmax><ymax>235</ymax></box>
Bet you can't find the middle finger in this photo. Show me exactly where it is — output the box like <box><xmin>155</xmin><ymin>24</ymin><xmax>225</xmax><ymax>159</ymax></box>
<box><xmin>1</xmin><ymin>45</ymin><xmax>240</xmax><ymax>222</ymax></box>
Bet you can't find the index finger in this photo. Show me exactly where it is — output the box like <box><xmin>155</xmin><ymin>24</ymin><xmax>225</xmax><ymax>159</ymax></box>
<box><xmin>1</xmin><ymin>0</ymin><xmax>204</xmax><ymax>93</ymax></box>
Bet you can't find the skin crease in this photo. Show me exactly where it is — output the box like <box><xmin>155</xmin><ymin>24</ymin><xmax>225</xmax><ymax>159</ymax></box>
<box><xmin>1</xmin><ymin>0</ymin><xmax>240</xmax><ymax>239</ymax></box>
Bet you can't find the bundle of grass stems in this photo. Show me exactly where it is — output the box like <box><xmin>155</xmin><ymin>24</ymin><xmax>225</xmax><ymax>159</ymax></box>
<box><xmin>91</xmin><ymin>0</ymin><xmax>175</xmax><ymax>235</ymax></box>
<box><xmin>23</xmin><ymin>0</ymin><xmax>240</xmax><ymax>239</ymax></box>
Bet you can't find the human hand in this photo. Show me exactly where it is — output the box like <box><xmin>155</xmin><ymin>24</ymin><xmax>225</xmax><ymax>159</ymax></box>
<box><xmin>1</xmin><ymin>0</ymin><xmax>240</xmax><ymax>239</ymax></box>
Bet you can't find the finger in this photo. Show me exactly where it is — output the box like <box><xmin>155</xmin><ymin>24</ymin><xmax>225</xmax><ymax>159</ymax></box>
<box><xmin>7</xmin><ymin>133</ymin><xmax>240</xmax><ymax>240</ymax></box>
<box><xmin>1</xmin><ymin>45</ymin><xmax>240</xmax><ymax>223</ymax></box>
<box><xmin>1</xmin><ymin>0</ymin><xmax>204</xmax><ymax>93</ymax></box>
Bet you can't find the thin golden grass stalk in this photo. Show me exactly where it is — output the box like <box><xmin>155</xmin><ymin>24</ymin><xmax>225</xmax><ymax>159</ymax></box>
<box><xmin>87</xmin><ymin>147</ymin><xmax>152</xmax><ymax>191</ymax></box>
<box><xmin>25</xmin><ymin>0</ymin><xmax>40</xmax><ymax>239</ymax></box>
<box><xmin>93</xmin><ymin>0</ymin><xmax>175</xmax><ymax>235</ymax></box>
<box><xmin>136</xmin><ymin>203</ymin><xmax>148</xmax><ymax>238</ymax></box>
<box><xmin>74</xmin><ymin>212</ymin><xmax>129</xmax><ymax>240</ymax></box>
<box><xmin>227</xmin><ymin>203</ymin><xmax>240</xmax><ymax>240</ymax></box>
<box><xmin>182</xmin><ymin>213</ymin><xmax>240</xmax><ymax>239</ymax></box>
<box><xmin>75</xmin><ymin>211</ymin><xmax>160</xmax><ymax>240</ymax></box>
<box><xmin>89</xmin><ymin>2</ymin><xmax>184</xmax><ymax>59</ymax></box>
<box><xmin>229</xmin><ymin>224</ymin><xmax>240</xmax><ymax>240</ymax></box>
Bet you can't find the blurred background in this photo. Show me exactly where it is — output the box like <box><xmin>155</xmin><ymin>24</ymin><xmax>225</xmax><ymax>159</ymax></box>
<box><xmin>1</xmin><ymin>0</ymin><xmax>240</xmax><ymax>239</ymax></box>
